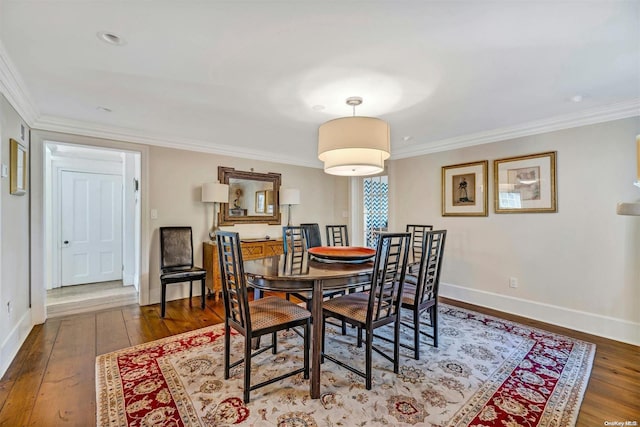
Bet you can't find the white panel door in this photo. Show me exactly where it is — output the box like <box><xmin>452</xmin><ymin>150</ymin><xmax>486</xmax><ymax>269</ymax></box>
<box><xmin>60</xmin><ymin>171</ymin><xmax>123</xmax><ymax>286</ymax></box>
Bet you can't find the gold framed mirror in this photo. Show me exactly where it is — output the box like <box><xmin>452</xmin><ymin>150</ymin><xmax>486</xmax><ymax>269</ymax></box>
<box><xmin>218</xmin><ymin>166</ymin><xmax>281</xmax><ymax>225</ymax></box>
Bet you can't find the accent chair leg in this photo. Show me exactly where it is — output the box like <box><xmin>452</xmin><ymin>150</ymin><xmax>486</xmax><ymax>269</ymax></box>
<box><xmin>200</xmin><ymin>278</ymin><xmax>206</xmax><ymax>309</ymax></box>
<box><xmin>188</xmin><ymin>281</ymin><xmax>193</xmax><ymax>306</ymax></box>
<box><xmin>272</xmin><ymin>332</ymin><xmax>278</xmax><ymax>354</ymax></box>
<box><xmin>161</xmin><ymin>282</ymin><xmax>167</xmax><ymax>318</ymax></box>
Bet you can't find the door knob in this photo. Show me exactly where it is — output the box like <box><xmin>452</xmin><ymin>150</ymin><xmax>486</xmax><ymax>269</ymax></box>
<box><xmin>63</xmin><ymin>240</ymin><xmax>69</xmax><ymax>245</ymax></box>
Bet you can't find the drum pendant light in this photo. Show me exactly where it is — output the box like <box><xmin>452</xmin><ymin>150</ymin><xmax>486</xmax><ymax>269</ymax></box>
<box><xmin>318</xmin><ymin>97</ymin><xmax>390</xmax><ymax>176</ymax></box>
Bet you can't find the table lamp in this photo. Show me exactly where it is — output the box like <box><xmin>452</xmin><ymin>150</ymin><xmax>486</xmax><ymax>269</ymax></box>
<box><xmin>202</xmin><ymin>181</ymin><xmax>229</xmax><ymax>238</ymax></box>
<box><xmin>280</xmin><ymin>188</ymin><xmax>300</xmax><ymax>226</ymax></box>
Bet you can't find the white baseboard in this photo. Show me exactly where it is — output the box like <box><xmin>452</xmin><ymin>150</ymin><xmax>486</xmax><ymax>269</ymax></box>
<box><xmin>441</xmin><ymin>282</ymin><xmax>640</xmax><ymax>346</ymax></box>
<box><xmin>0</xmin><ymin>310</ymin><xmax>34</xmax><ymax>379</ymax></box>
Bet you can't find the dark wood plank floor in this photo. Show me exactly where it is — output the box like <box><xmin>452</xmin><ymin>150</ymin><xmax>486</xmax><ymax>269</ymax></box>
<box><xmin>0</xmin><ymin>295</ymin><xmax>638</xmax><ymax>426</ymax></box>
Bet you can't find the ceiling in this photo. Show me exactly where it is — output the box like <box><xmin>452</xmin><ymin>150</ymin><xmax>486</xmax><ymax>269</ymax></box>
<box><xmin>0</xmin><ymin>1</ymin><xmax>638</xmax><ymax>169</ymax></box>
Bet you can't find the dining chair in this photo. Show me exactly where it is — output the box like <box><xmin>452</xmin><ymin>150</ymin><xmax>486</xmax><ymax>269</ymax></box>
<box><xmin>406</xmin><ymin>224</ymin><xmax>433</xmax><ymax>266</ymax></box>
<box><xmin>216</xmin><ymin>231</ymin><xmax>311</xmax><ymax>403</ymax></box>
<box><xmin>283</xmin><ymin>226</ymin><xmax>347</xmax><ymax>333</ymax></box>
<box><xmin>159</xmin><ymin>226</ymin><xmax>207</xmax><ymax>318</ymax></box>
<box><xmin>326</xmin><ymin>224</ymin><xmax>349</xmax><ymax>246</ymax></box>
<box><xmin>282</xmin><ymin>226</ymin><xmax>309</xmax><ymax>274</ymax></box>
<box><xmin>300</xmin><ymin>223</ymin><xmax>323</xmax><ymax>248</ymax></box>
<box><xmin>321</xmin><ymin>232</ymin><xmax>411</xmax><ymax>390</ymax></box>
<box><xmin>400</xmin><ymin>229</ymin><xmax>446</xmax><ymax>359</ymax></box>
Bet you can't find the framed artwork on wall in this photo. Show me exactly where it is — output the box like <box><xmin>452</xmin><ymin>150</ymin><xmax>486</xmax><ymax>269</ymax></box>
<box><xmin>10</xmin><ymin>138</ymin><xmax>27</xmax><ymax>196</ymax></box>
<box><xmin>441</xmin><ymin>160</ymin><xmax>488</xmax><ymax>216</ymax></box>
<box><xmin>494</xmin><ymin>151</ymin><xmax>557</xmax><ymax>213</ymax></box>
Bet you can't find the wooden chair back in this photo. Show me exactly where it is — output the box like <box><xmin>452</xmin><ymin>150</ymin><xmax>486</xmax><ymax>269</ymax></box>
<box><xmin>405</xmin><ymin>224</ymin><xmax>433</xmax><ymax>264</ymax></box>
<box><xmin>326</xmin><ymin>224</ymin><xmax>349</xmax><ymax>246</ymax></box>
<box><xmin>367</xmin><ymin>232</ymin><xmax>411</xmax><ymax>327</ymax></box>
<box><xmin>216</xmin><ymin>231</ymin><xmax>251</xmax><ymax>331</ymax></box>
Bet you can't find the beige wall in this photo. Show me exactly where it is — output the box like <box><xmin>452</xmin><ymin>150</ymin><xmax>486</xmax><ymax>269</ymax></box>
<box><xmin>147</xmin><ymin>145</ymin><xmax>348</xmax><ymax>303</ymax></box>
<box><xmin>0</xmin><ymin>94</ymin><xmax>31</xmax><ymax>375</ymax></box>
<box><xmin>389</xmin><ymin>117</ymin><xmax>640</xmax><ymax>344</ymax></box>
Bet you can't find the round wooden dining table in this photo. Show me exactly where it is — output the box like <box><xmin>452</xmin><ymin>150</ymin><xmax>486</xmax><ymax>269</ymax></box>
<box><xmin>243</xmin><ymin>251</ymin><xmax>374</xmax><ymax>399</ymax></box>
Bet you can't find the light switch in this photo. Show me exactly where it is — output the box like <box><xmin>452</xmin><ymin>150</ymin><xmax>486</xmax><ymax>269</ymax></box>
<box><xmin>1</xmin><ymin>164</ymin><xmax>8</xmax><ymax>178</ymax></box>
<box><xmin>150</xmin><ymin>209</ymin><xmax>158</xmax><ymax>220</ymax></box>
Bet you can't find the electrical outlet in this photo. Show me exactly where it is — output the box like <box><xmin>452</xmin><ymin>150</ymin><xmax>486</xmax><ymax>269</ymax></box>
<box><xmin>509</xmin><ymin>277</ymin><xmax>518</xmax><ymax>288</ymax></box>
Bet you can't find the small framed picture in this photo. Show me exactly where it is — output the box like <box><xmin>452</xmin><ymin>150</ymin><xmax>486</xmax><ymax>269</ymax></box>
<box><xmin>441</xmin><ymin>160</ymin><xmax>488</xmax><ymax>216</ymax></box>
<box><xmin>10</xmin><ymin>139</ymin><xmax>27</xmax><ymax>196</ymax></box>
<box><xmin>494</xmin><ymin>151</ymin><xmax>557</xmax><ymax>213</ymax></box>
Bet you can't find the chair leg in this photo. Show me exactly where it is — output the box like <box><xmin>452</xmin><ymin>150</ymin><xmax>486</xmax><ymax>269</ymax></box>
<box><xmin>432</xmin><ymin>305</ymin><xmax>438</xmax><ymax>348</ymax></box>
<box><xmin>161</xmin><ymin>282</ymin><xmax>167</xmax><ymax>318</ymax></box>
<box><xmin>200</xmin><ymin>279</ymin><xmax>206</xmax><ymax>309</ymax></box>
<box><xmin>357</xmin><ymin>326</ymin><xmax>363</xmax><ymax>348</ymax></box>
<box><xmin>244</xmin><ymin>334</ymin><xmax>252</xmax><ymax>403</ymax></box>
<box><xmin>321</xmin><ymin>316</ymin><xmax>326</xmax><ymax>364</ymax></box>
<box><xmin>365</xmin><ymin>330</ymin><xmax>373</xmax><ymax>390</ymax></box>
<box><xmin>393</xmin><ymin>319</ymin><xmax>401</xmax><ymax>374</ymax></box>
<box><xmin>304</xmin><ymin>319</ymin><xmax>310</xmax><ymax>379</ymax></box>
<box><xmin>188</xmin><ymin>281</ymin><xmax>193</xmax><ymax>306</ymax></box>
<box><xmin>414</xmin><ymin>309</ymin><xmax>421</xmax><ymax>360</ymax></box>
<box><xmin>224</xmin><ymin>323</ymin><xmax>231</xmax><ymax>379</ymax></box>
<box><xmin>272</xmin><ymin>331</ymin><xmax>278</xmax><ymax>354</ymax></box>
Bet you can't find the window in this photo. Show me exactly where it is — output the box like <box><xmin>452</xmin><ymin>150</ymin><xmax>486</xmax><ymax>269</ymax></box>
<box><xmin>363</xmin><ymin>176</ymin><xmax>388</xmax><ymax>248</ymax></box>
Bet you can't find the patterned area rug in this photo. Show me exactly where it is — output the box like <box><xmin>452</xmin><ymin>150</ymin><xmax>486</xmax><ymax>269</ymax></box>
<box><xmin>96</xmin><ymin>304</ymin><xmax>595</xmax><ymax>426</ymax></box>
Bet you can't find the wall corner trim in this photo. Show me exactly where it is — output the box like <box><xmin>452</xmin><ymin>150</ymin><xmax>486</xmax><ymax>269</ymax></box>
<box><xmin>0</xmin><ymin>309</ymin><xmax>34</xmax><ymax>378</ymax></box>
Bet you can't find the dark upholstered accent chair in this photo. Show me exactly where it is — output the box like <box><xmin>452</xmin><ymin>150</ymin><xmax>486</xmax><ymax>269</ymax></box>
<box><xmin>159</xmin><ymin>226</ymin><xmax>206</xmax><ymax>318</ymax></box>
<box><xmin>406</xmin><ymin>224</ymin><xmax>434</xmax><ymax>266</ymax></box>
<box><xmin>321</xmin><ymin>232</ymin><xmax>410</xmax><ymax>390</ymax></box>
<box><xmin>326</xmin><ymin>224</ymin><xmax>349</xmax><ymax>246</ymax></box>
<box><xmin>401</xmin><ymin>229</ymin><xmax>446</xmax><ymax>359</ymax></box>
<box><xmin>300</xmin><ymin>223</ymin><xmax>323</xmax><ymax>248</ymax></box>
<box><xmin>216</xmin><ymin>231</ymin><xmax>311</xmax><ymax>403</ymax></box>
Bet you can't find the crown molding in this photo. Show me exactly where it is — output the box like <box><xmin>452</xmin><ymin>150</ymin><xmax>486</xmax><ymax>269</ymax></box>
<box><xmin>391</xmin><ymin>99</ymin><xmax>640</xmax><ymax>159</ymax></box>
<box><xmin>33</xmin><ymin>115</ymin><xmax>323</xmax><ymax>169</ymax></box>
<box><xmin>0</xmin><ymin>40</ymin><xmax>40</xmax><ymax>125</ymax></box>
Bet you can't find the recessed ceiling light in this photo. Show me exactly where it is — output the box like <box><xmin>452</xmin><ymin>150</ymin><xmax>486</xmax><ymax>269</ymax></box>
<box><xmin>403</xmin><ymin>136</ymin><xmax>413</xmax><ymax>142</ymax></box>
<box><xmin>570</xmin><ymin>95</ymin><xmax>584</xmax><ymax>103</ymax></box>
<box><xmin>96</xmin><ymin>106</ymin><xmax>112</xmax><ymax>113</ymax></box>
<box><xmin>97</xmin><ymin>31</ymin><xmax>126</xmax><ymax>46</ymax></box>
<box><xmin>311</xmin><ymin>105</ymin><xmax>326</xmax><ymax>111</ymax></box>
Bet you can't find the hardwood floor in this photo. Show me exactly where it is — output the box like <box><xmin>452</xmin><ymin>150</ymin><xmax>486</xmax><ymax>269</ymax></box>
<box><xmin>0</xmin><ymin>296</ymin><xmax>637</xmax><ymax>426</ymax></box>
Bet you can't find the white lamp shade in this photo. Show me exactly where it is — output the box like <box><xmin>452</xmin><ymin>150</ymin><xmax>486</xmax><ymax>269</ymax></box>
<box><xmin>318</xmin><ymin>116</ymin><xmax>390</xmax><ymax>176</ymax></box>
<box><xmin>280</xmin><ymin>188</ymin><xmax>300</xmax><ymax>205</ymax></box>
<box><xmin>616</xmin><ymin>202</ymin><xmax>640</xmax><ymax>216</ymax></box>
<box><xmin>201</xmin><ymin>182</ymin><xmax>229</xmax><ymax>203</ymax></box>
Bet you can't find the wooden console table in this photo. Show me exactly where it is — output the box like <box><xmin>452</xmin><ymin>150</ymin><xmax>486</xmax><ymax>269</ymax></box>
<box><xmin>202</xmin><ymin>238</ymin><xmax>284</xmax><ymax>299</ymax></box>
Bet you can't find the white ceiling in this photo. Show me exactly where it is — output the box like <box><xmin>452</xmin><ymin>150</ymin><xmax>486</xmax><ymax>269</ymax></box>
<box><xmin>1</xmin><ymin>1</ymin><xmax>638</xmax><ymax>168</ymax></box>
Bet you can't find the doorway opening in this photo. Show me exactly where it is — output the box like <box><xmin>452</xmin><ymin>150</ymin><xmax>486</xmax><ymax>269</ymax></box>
<box><xmin>44</xmin><ymin>142</ymin><xmax>141</xmax><ymax>317</ymax></box>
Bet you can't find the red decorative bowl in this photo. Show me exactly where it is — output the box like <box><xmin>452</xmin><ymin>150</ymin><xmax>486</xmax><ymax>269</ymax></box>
<box><xmin>308</xmin><ymin>246</ymin><xmax>375</xmax><ymax>261</ymax></box>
